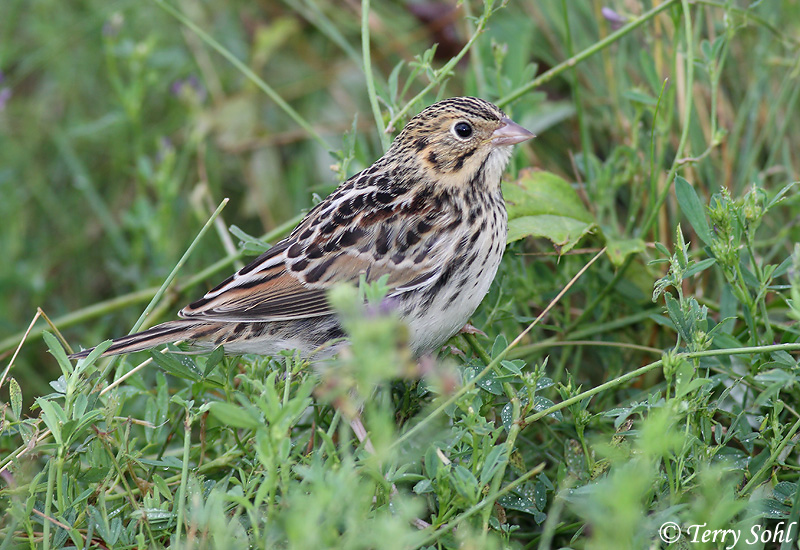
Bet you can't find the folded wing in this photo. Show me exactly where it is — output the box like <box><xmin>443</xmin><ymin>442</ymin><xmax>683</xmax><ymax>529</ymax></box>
<box><xmin>179</xmin><ymin>172</ymin><xmax>457</xmax><ymax>323</ymax></box>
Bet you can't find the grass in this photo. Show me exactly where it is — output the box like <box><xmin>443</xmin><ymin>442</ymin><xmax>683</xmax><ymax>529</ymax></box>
<box><xmin>2</xmin><ymin>0</ymin><xmax>800</xmax><ymax>548</ymax></box>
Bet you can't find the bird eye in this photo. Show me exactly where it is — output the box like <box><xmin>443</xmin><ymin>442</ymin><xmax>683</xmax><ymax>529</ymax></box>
<box><xmin>452</xmin><ymin>121</ymin><xmax>473</xmax><ymax>139</ymax></box>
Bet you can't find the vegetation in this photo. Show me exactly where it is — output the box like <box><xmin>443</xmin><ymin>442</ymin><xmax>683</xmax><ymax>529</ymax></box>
<box><xmin>2</xmin><ymin>0</ymin><xmax>800</xmax><ymax>547</ymax></box>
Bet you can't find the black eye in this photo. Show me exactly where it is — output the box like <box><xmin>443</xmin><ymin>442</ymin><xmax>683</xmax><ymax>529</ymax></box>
<box><xmin>453</xmin><ymin>121</ymin><xmax>473</xmax><ymax>139</ymax></box>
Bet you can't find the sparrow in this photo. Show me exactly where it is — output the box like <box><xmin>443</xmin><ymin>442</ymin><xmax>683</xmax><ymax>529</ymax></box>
<box><xmin>70</xmin><ymin>97</ymin><xmax>534</xmax><ymax>360</ymax></box>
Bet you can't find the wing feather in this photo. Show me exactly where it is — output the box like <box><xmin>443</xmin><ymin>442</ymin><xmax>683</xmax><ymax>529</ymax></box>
<box><xmin>179</xmin><ymin>168</ymin><xmax>461</xmax><ymax>323</ymax></box>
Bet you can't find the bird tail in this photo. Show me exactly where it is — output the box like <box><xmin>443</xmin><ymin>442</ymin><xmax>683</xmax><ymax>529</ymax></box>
<box><xmin>69</xmin><ymin>320</ymin><xmax>211</xmax><ymax>359</ymax></box>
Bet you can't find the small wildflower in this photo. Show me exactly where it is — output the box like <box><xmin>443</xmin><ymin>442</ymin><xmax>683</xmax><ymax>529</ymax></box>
<box><xmin>103</xmin><ymin>12</ymin><xmax>124</xmax><ymax>38</ymax></box>
<box><xmin>0</xmin><ymin>87</ymin><xmax>11</xmax><ymax>112</ymax></box>
<box><xmin>378</xmin><ymin>295</ymin><xmax>399</xmax><ymax>315</ymax></box>
<box><xmin>601</xmin><ymin>7</ymin><xmax>627</xmax><ymax>30</ymax></box>
<box><xmin>171</xmin><ymin>75</ymin><xmax>206</xmax><ymax>104</ymax></box>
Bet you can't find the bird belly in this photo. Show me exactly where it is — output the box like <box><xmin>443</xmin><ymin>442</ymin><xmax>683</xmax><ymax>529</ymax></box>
<box><xmin>404</xmin><ymin>216</ymin><xmax>506</xmax><ymax>355</ymax></box>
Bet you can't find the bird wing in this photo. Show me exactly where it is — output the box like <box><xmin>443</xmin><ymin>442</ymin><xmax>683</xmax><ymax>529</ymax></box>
<box><xmin>178</xmin><ymin>238</ymin><xmax>335</xmax><ymax>322</ymax></box>
<box><xmin>179</xmin><ymin>172</ymin><xmax>460</xmax><ymax>323</ymax></box>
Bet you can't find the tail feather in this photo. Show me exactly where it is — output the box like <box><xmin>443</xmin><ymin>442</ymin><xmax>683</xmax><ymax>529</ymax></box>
<box><xmin>69</xmin><ymin>320</ymin><xmax>208</xmax><ymax>359</ymax></box>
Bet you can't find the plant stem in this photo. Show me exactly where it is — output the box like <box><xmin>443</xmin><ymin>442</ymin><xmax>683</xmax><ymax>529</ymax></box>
<box><xmin>361</xmin><ymin>0</ymin><xmax>389</xmax><ymax>150</ymax></box>
<box><xmin>151</xmin><ymin>0</ymin><xmax>331</xmax><ymax>152</ymax></box>
<box><xmin>524</xmin><ymin>342</ymin><xmax>800</xmax><ymax>426</ymax></box>
<box><xmin>175</xmin><ymin>409</ymin><xmax>192</xmax><ymax>545</ymax></box>
<box><xmin>565</xmin><ymin>0</ymin><xmax>695</xmax><ymax>334</ymax></box>
<box><xmin>43</xmin><ymin>458</ymin><xmax>56</xmax><ymax>550</ymax></box>
<box><xmin>497</xmin><ymin>0</ymin><xmax>679</xmax><ymax>107</ymax></box>
<box><xmin>639</xmin><ymin>0</ymin><xmax>695</xmax><ymax>237</ymax></box>
<box><xmin>386</xmin><ymin>1</ymin><xmax>494</xmax><ymax>130</ymax></box>
<box><xmin>739</xmin><ymin>414</ymin><xmax>800</xmax><ymax>496</ymax></box>
<box><xmin>561</xmin><ymin>0</ymin><xmax>594</xmax><ymax>188</ymax></box>
<box><xmin>418</xmin><ymin>463</ymin><xmax>546</xmax><ymax>546</ymax></box>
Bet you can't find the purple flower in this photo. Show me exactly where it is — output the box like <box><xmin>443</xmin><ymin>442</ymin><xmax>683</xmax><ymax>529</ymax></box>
<box><xmin>103</xmin><ymin>13</ymin><xmax>124</xmax><ymax>38</ymax></box>
<box><xmin>363</xmin><ymin>296</ymin><xmax>400</xmax><ymax>318</ymax></box>
<box><xmin>0</xmin><ymin>88</ymin><xmax>11</xmax><ymax>112</ymax></box>
<box><xmin>601</xmin><ymin>7</ymin><xmax>627</xmax><ymax>30</ymax></box>
<box><xmin>171</xmin><ymin>75</ymin><xmax>206</xmax><ymax>103</ymax></box>
<box><xmin>378</xmin><ymin>296</ymin><xmax>400</xmax><ymax>315</ymax></box>
<box><xmin>0</xmin><ymin>468</ymin><xmax>15</xmax><ymax>489</ymax></box>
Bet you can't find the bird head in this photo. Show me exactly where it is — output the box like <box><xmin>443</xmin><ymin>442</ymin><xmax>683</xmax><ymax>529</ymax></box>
<box><xmin>389</xmin><ymin>97</ymin><xmax>534</xmax><ymax>191</ymax></box>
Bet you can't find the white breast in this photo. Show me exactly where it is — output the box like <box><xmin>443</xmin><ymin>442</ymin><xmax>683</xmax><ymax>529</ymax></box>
<box><xmin>405</xmin><ymin>201</ymin><xmax>507</xmax><ymax>355</ymax></box>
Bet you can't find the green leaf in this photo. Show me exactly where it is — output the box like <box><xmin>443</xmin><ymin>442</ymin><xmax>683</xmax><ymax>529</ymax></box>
<box><xmin>774</xmin><ymin>255</ymin><xmax>794</xmax><ymax>278</ymax></box>
<box><xmin>771</xmin><ymin>351</ymin><xmax>797</xmax><ymax>367</ymax></box>
<box><xmin>683</xmin><ymin>258</ymin><xmax>717</xmax><ymax>279</ymax></box>
<box><xmin>203</xmin><ymin>346</ymin><xmax>225</xmax><ymax>377</ymax></box>
<box><xmin>676</xmin><ymin>377</ymin><xmax>712</xmax><ymax>399</ymax></box>
<box><xmin>451</xmin><ymin>464</ymin><xmax>479</xmax><ymax>502</ymax></box>
<box><xmin>664</xmin><ymin>293</ymin><xmax>688</xmax><ymax>342</ymax></box>
<box><xmin>531</xmin><ymin>396</ymin><xmax>562</xmax><ymax>421</ymax></box>
<box><xmin>480</xmin><ymin>445</ymin><xmax>508</xmax><ymax>485</ymax></box>
<box><xmin>468</xmin><ymin>367</ymin><xmax>503</xmax><ymax>396</ymax></box>
<box><xmin>773</xmin><ymin>481</ymin><xmax>797</xmax><ymax>501</ymax></box>
<box><xmin>754</xmin><ymin>369</ymin><xmax>796</xmax><ymax>384</ymax></box>
<box><xmin>654</xmin><ymin>242</ymin><xmax>671</xmax><ymax>256</ymax></box>
<box><xmin>68</xmin><ymin>410</ymin><xmax>104</xmax><ymax>446</ymax></box>
<box><xmin>507</xmin><ymin>215</ymin><xmax>595</xmax><ymax>253</ymax></box>
<box><xmin>413</xmin><ymin>479</ymin><xmax>433</xmax><ymax>494</ymax></box>
<box><xmin>43</xmin><ymin>331</ymin><xmax>73</xmax><ymax>377</ymax></box>
<box><xmin>152</xmin><ymin>474</ymin><xmax>173</xmax><ymax>502</ymax></box>
<box><xmin>73</xmin><ymin>393</ymin><xmax>87</xmax><ymax>420</ymax></box>
<box><xmin>424</xmin><ymin>446</ymin><xmax>441</xmax><ymax>478</ymax></box>
<box><xmin>623</xmin><ymin>89</ymin><xmax>658</xmax><ymax>106</ymax></box>
<box><xmin>606</xmin><ymin>238</ymin><xmax>647</xmax><ymax>267</ymax></box>
<box><xmin>76</xmin><ymin>340</ymin><xmax>112</xmax><ymax>371</ymax></box>
<box><xmin>139</xmin><ymin>457</ymin><xmax>184</xmax><ymax>470</ymax></box>
<box><xmin>503</xmin><ymin>170</ymin><xmax>595</xmax><ymax>253</ymax></box>
<box><xmin>228</xmin><ymin>224</ymin><xmax>270</xmax><ymax>254</ymax></box>
<box><xmin>711</xmin><ymin>331</ymin><xmax>742</xmax><ymax>349</ymax></box>
<box><xmin>9</xmin><ymin>377</ymin><xmax>22</xmax><ymax>418</ymax></box>
<box><xmin>491</xmin><ymin>334</ymin><xmax>508</xmax><ymax>360</ymax></box>
<box><xmin>37</xmin><ymin>397</ymin><xmax>67</xmax><ymax>445</ymax></box>
<box><xmin>754</xmin><ymin>382</ymin><xmax>784</xmax><ymax>409</ymax></box>
<box><xmin>766</xmin><ymin>181</ymin><xmax>797</xmax><ymax>210</ymax></box>
<box><xmin>740</xmin><ymin>265</ymin><xmax>761</xmax><ymax>289</ymax></box>
<box><xmin>500</xmin><ymin>360</ymin><xmax>524</xmax><ymax>376</ymax></box>
<box><xmin>387</xmin><ymin>60</ymin><xmax>404</xmax><ymax>103</ymax></box>
<box><xmin>150</xmin><ymin>351</ymin><xmax>203</xmax><ymax>382</ymax></box>
<box><xmin>498</xmin><ymin>491</ymin><xmax>542</xmax><ymax>518</ymax></box>
<box><xmin>208</xmin><ymin>401</ymin><xmax>262</xmax><ymax>430</ymax></box>
<box><xmin>674</xmin><ymin>176</ymin><xmax>712</xmax><ymax>245</ymax></box>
